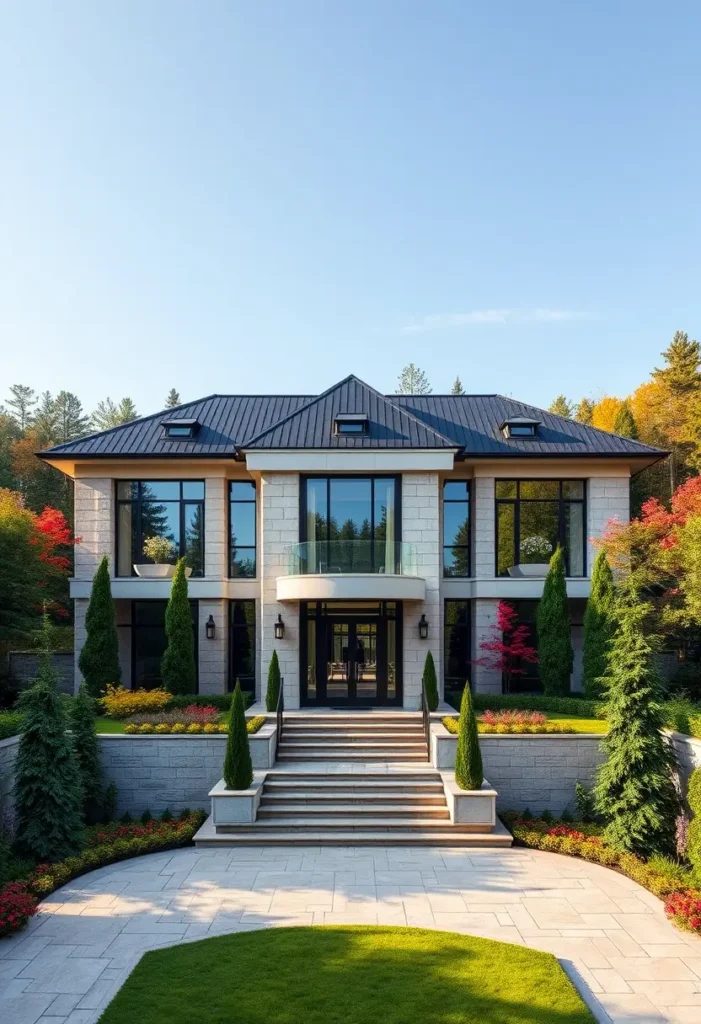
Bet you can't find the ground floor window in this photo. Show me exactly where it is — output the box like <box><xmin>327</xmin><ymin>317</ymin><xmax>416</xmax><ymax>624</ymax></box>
<box><xmin>444</xmin><ymin>600</ymin><xmax>471</xmax><ymax>707</ymax></box>
<box><xmin>230</xmin><ymin>600</ymin><xmax>256</xmax><ymax>694</ymax></box>
<box><xmin>496</xmin><ymin>599</ymin><xmax>585</xmax><ymax>694</ymax></box>
<box><xmin>120</xmin><ymin>600</ymin><xmax>199</xmax><ymax>691</ymax></box>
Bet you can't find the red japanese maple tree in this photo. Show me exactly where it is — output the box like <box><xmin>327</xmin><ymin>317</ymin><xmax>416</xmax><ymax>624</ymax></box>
<box><xmin>473</xmin><ymin>600</ymin><xmax>538</xmax><ymax>693</ymax></box>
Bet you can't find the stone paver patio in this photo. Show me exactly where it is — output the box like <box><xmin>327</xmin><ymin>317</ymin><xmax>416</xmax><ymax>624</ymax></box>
<box><xmin>1</xmin><ymin>846</ymin><xmax>700</xmax><ymax>1024</ymax></box>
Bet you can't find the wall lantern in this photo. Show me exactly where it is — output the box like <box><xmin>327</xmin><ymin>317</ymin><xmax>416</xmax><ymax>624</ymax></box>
<box><xmin>418</xmin><ymin>614</ymin><xmax>429</xmax><ymax>640</ymax></box>
<box><xmin>205</xmin><ymin>615</ymin><xmax>216</xmax><ymax>640</ymax></box>
<box><xmin>274</xmin><ymin>614</ymin><xmax>285</xmax><ymax>640</ymax></box>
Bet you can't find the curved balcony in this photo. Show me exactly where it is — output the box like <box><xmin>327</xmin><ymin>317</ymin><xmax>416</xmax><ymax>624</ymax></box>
<box><xmin>276</xmin><ymin>541</ymin><xmax>426</xmax><ymax>602</ymax></box>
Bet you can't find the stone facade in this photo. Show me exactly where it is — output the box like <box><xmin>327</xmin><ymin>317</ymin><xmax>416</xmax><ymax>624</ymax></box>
<box><xmin>0</xmin><ymin>736</ymin><xmax>18</xmax><ymax>827</ymax></box>
<box><xmin>73</xmin><ymin>477</ymin><xmax>114</xmax><ymax>578</ymax></box>
<box><xmin>588</xmin><ymin>476</ymin><xmax>630</xmax><ymax>568</ymax></box>
<box><xmin>402</xmin><ymin>473</ymin><xmax>441</xmax><ymax>708</ymax></box>
<box><xmin>260</xmin><ymin>472</ymin><xmax>300</xmax><ymax>708</ymax></box>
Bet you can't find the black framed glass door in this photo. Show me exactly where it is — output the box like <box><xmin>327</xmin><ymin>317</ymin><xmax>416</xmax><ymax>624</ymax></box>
<box><xmin>301</xmin><ymin>601</ymin><xmax>402</xmax><ymax>707</ymax></box>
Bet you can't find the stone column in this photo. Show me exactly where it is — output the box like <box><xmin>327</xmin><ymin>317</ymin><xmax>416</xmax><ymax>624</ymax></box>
<box><xmin>260</xmin><ymin>473</ymin><xmax>300</xmax><ymax>709</ymax></box>
<box><xmin>402</xmin><ymin>473</ymin><xmax>441</xmax><ymax>709</ymax></box>
<box><xmin>73</xmin><ymin>597</ymin><xmax>88</xmax><ymax>693</ymax></box>
<box><xmin>74</xmin><ymin>478</ymin><xmax>114</xmax><ymax>578</ymax></box>
<box><xmin>204</xmin><ymin>477</ymin><xmax>227</xmax><ymax>580</ymax></box>
<box><xmin>198</xmin><ymin>599</ymin><xmax>228</xmax><ymax>694</ymax></box>
<box><xmin>473</xmin><ymin>475</ymin><xmax>495</xmax><ymax>578</ymax></box>
<box><xmin>588</xmin><ymin>476</ymin><xmax>630</xmax><ymax>570</ymax></box>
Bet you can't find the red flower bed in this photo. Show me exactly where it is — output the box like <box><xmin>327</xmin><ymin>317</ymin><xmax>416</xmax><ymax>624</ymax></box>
<box><xmin>0</xmin><ymin>882</ymin><xmax>38</xmax><ymax>938</ymax></box>
<box><xmin>183</xmin><ymin>704</ymin><xmax>218</xmax><ymax>721</ymax></box>
<box><xmin>665</xmin><ymin>892</ymin><xmax>701</xmax><ymax>933</ymax></box>
<box><xmin>482</xmin><ymin>709</ymin><xmax>547</xmax><ymax>728</ymax></box>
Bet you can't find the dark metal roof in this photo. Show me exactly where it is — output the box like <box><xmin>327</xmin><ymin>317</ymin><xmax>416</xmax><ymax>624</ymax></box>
<box><xmin>38</xmin><ymin>378</ymin><xmax>667</xmax><ymax>461</ymax></box>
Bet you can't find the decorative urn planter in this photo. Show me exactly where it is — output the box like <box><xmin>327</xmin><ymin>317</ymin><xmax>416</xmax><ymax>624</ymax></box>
<box><xmin>133</xmin><ymin>564</ymin><xmax>192</xmax><ymax>579</ymax></box>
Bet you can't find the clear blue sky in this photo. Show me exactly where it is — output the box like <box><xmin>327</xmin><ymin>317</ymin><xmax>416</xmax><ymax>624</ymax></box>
<box><xmin>1</xmin><ymin>2</ymin><xmax>699</xmax><ymax>416</ymax></box>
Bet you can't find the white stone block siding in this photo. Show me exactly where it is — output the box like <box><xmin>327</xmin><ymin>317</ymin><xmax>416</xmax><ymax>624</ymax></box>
<box><xmin>402</xmin><ymin>473</ymin><xmax>441</xmax><ymax>708</ymax></box>
<box><xmin>73</xmin><ymin>597</ymin><xmax>88</xmax><ymax>690</ymax></box>
<box><xmin>204</xmin><ymin>477</ymin><xmax>228</xmax><ymax>578</ymax></box>
<box><xmin>260</xmin><ymin>473</ymin><xmax>300</xmax><ymax>708</ymax></box>
<box><xmin>670</xmin><ymin>732</ymin><xmax>701</xmax><ymax>794</ymax></box>
<box><xmin>588</xmin><ymin>476</ymin><xmax>630</xmax><ymax>569</ymax></box>
<box><xmin>197</xmin><ymin>599</ymin><xmax>228</xmax><ymax>694</ymax></box>
<box><xmin>472</xmin><ymin>475</ymin><xmax>495</xmax><ymax>577</ymax></box>
<box><xmin>73</xmin><ymin>477</ymin><xmax>114</xmax><ymax>579</ymax></box>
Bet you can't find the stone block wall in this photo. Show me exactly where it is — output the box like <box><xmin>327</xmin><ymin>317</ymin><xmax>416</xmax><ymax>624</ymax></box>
<box><xmin>9</xmin><ymin>653</ymin><xmax>74</xmax><ymax>694</ymax></box>
<box><xmin>402</xmin><ymin>473</ymin><xmax>441</xmax><ymax>708</ymax></box>
<box><xmin>588</xmin><ymin>476</ymin><xmax>629</xmax><ymax>569</ymax></box>
<box><xmin>0</xmin><ymin>736</ymin><xmax>19</xmax><ymax>827</ymax></box>
<box><xmin>472</xmin><ymin>475</ymin><xmax>495</xmax><ymax>578</ymax></box>
<box><xmin>260</xmin><ymin>473</ymin><xmax>300</xmax><ymax>708</ymax></box>
<box><xmin>74</xmin><ymin>477</ymin><xmax>114</xmax><ymax>578</ymax></box>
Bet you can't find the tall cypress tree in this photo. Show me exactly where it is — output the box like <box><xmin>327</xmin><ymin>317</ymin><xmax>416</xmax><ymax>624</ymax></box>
<box><xmin>15</xmin><ymin>626</ymin><xmax>84</xmax><ymax>861</ymax></box>
<box><xmin>265</xmin><ymin>649</ymin><xmax>281</xmax><ymax>711</ymax></box>
<box><xmin>70</xmin><ymin>684</ymin><xmax>107</xmax><ymax>824</ymax></box>
<box><xmin>594</xmin><ymin>595</ymin><xmax>679</xmax><ymax>857</ymax></box>
<box><xmin>422</xmin><ymin>650</ymin><xmax>439</xmax><ymax>711</ymax></box>
<box><xmin>536</xmin><ymin>546</ymin><xmax>573</xmax><ymax>695</ymax></box>
<box><xmin>223</xmin><ymin>680</ymin><xmax>253</xmax><ymax>790</ymax></box>
<box><xmin>78</xmin><ymin>556</ymin><xmax>121</xmax><ymax>697</ymax></box>
<box><xmin>161</xmin><ymin>559</ymin><xmax>196</xmax><ymax>694</ymax></box>
<box><xmin>582</xmin><ymin>550</ymin><xmax>616</xmax><ymax>700</ymax></box>
<box><xmin>454</xmin><ymin>684</ymin><xmax>483</xmax><ymax>790</ymax></box>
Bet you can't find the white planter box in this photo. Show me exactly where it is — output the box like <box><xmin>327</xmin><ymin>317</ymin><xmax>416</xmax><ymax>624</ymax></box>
<box><xmin>133</xmin><ymin>564</ymin><xmax>192</xmax><ymax>578</ymax></box>
<box><xmin>249</xmin><ymin>724</ymin><xmax>277</xmax><ymax>769</ymax></box>
<box><xmin>431</xmin><ymin>723</ymin><xmax>457</xmax><ymax>769</ymax></box>
<box><xmin>442</xmin><ymin>775</ymin><xmax>497</xmax><ymax>827</ymax></box>
<box><xmin>507</xmin><ymin>563</ymin><xmax>550</xmax><ymax>578</ymax></box>
<box><xmin>209</xmin><ymin>774</ymin><xmax>265</xmax><ymax>825</ymax></box>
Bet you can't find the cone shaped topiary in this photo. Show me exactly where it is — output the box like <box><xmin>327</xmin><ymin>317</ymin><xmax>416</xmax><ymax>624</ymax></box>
<box><xmin>454</xmin><ymin>683</ymin><xmax>483</xmax><ymax>791</ymax></box>
<box><xmin>594</xmin><ymin>594</ymin><xmax>680</xmax><ymax>858</ymax></box>
<box><xmin>15</xmin><ymin>621</ymin><xmax>84</xmax><ymax>861</ymax></box>
<box><xmin>686</xmin><ymin>767</ymin><xmax>701</xmax><ymax>881</ymax></box>
<box><xmin>536</xmin><ymin>546</ymin><xmax>573</xmax><ymax>696</ymax></box>
<box><xmin>582</xmin><ymin>550</ymin><xmax>616</xmax><ymax>701</ymax></box>
<box><xmin>223</xmin><ymin>680</ymin><xmax>253</xmax><ymax>790</ymax></box>
<box><xmin>422</xmin><ymin>650</ymin><xmax>439</xmax><ymax>711</ymax></box>
<box><xmin>265</xmin><ymin>649</ymin><xmax>281</xmax><ymax>712</ymax></box>
<box><xmin>78</xmin><ymin>555</ymin><xmax>121</xmax><ymax>697</ymax></box>
<box><xmin>70</xmin><ymin>683</ymin><xmax>107</xmax><ymax>825</ymax></box>
<box><xmin>161</xmin><ymin>559</ymin><xmax>196</xmax><ymax>695</ymax></box>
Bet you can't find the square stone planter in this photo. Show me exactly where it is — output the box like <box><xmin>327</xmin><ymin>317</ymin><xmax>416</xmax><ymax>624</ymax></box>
<box><xmin>442</xmin><ymin>774</ymin><xmax>497</xmax><ymax>828</ymax></box>
<box><xmin>431</xmin><ymin>722</ymin><xmax>457</xmax><ymax>769</ymax></box>
<box><xmin>209</xmin><ymin>773</ymin><xmax>265</xmax><ymax>825</ymax></box>
<box><xmin>249</xmin><ymin>723</ymin><xmax>277</xmax><ymax>769</ymax></box>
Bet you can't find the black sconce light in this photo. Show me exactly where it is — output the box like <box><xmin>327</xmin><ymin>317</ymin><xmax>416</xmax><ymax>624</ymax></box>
<box><xmin>274</xmin><ymin>614</ymin><xmax>285</xmax><ymax>640</ymax></box>
<box><xmin>418</xmin><ymin>614</ymin><xmax>429</xmax><ymax>640</ymax></box>
<box><xmin>205</xmin><ymin>615</ymin><xmax>216</xmax><ymax>640</ymax></box>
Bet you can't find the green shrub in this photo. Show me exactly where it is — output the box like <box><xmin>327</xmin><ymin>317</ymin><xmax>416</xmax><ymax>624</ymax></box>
<box><xmin>223</xmin><ymin>681</ymin><xmax>253</xmax><ymax>790</ymax></box>
<box><xmin>574</xmin><ymin>783</ymin><xmax>597</xmax><ymax>823</ymax></box>
<box><xmin>265</xmin><ymin>650</ymin><xmax>281</xmax><ymax>712</ymax></box>
<box><xmin>454</xmin><ymin>685</ymin><xmax>483</xmax><ymax>791</ymax></box>
<box><xmin>78</xmin><ymin>556</ymin><xmax>121</xmax><ymax>698</ymax></box>
<box><xmin>582</xmin><ymin>550</ymin><xmax>616</xmax><ymax>700</ymax></box>
<box><xmin>537</xmin><ymin>547</ymin><xmax>573</xmax><ymax>695</ymax></box>
<box><xmin>688</xmin><ymin>767</ymin><xmax>701</xmax><ymax>880</ymax></box>
<box><xmin>662</xmin><ymin>696</ymin><xmax>697</xmax><ymax>735</ymax></box>
<box><xmin>161</xmin><ymin>560</ymin><xmax>196</xmax><ymax>695</ymax></box>
<box><xmin>70</xmin><ymin>684</ymin><xmax>108</xmax><ymax>825</ymax></box>
<box><xmin>422</xmin><ymin>651</ymin><xmax>439</xmax><ymax>711</ymax></box>
<box><xmin>0</xmin><ymin>711</ymin><xmax>23</xmax><ymax>739</ymax></box>
<box><xmin>471</xmin><ymin>693</ymin><xmax>603</xmax><ymax>718</ymax></box>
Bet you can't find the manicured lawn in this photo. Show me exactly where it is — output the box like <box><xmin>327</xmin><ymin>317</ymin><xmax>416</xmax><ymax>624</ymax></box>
<box><xmin>94</xmin><ymin>714</ymin><xmax>229</xmax><ymax>733</ymax></box>
<box><xmin>97</xmin><ymin>925</ymin><xmax>594</xmax><ymax>1024</ymax></box>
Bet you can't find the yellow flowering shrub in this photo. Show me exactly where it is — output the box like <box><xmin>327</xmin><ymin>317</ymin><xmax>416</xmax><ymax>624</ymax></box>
<box><xmin>171</xmin><ymin>722</ymin><xmax>186</xmax><ymax>734</ymax></box>
<box><xmin>101</xmin><ymin>685</ymin><xmax>171</xmax><ymax>718</ymax></box>
<box><xmin>154</xmin><ymin>723</ymin><xmax>170</xmax><ymax>734</ymax></box>
<box><xmin>186</xmin><ymin>723</ymin><xmax>203</xmax><ymax>734</ymax></box>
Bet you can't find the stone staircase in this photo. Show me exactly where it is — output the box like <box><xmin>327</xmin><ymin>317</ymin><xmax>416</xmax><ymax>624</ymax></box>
<box><xmin>195</xmin><ymin>711</ymin><xmax>512</xmax><ymax>847</ymax></box>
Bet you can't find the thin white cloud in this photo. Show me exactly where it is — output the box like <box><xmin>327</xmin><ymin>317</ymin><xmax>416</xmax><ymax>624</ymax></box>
<box><xmin>401</xmin><ymin>308</ymin><xmax>590</xmax><ymax>334</ymax></box>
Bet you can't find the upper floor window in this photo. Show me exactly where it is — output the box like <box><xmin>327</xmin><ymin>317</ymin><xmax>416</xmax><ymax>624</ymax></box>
<box><xmin>443</xmin><ymin>480</ymin><xmax>470</xmax><ymax>577</ymax></box>
<box><xmin>116</xmin><ymin>481</ymin><xmax>205</xmax><ymax>577</ymax></box>
<box><xmin>496</xmin><ymin>479</ymin><xmax>585</xmax><ymax>578</ymax></box>
<box><xmin>229</xmin><ymin>481</ymin><xmax>256</xmax><ymax>577</ymax></box>
<box><xmin>302</xmin><ymin>476</ymin><xmax>399</xmax><ymax>573</ymax></box>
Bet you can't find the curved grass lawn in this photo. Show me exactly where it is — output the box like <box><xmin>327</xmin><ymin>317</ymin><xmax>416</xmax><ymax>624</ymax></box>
<box><xmin>98</xmin><ymin>926</ymin><xmax>594</xmax><ymax>1024</ymax></box>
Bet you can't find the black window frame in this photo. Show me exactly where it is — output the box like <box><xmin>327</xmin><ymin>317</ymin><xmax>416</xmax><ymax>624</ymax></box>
<box><xmin>115</xmin><ymin>480</ymin><xmax>205</xmax><ymax>578</ymax></box>
<box><xmin>300</xmin><ymin>474</ymin><xmax>402</xmax><ymax>573</ymax></box>
<box><xmin>495</xmin><ymin>478</ymin><xmax>587</xmax><ymax>578</ymax></box>
<box><xmin>228</xmin><ymin>480</ymin><xmax>257</xmax><ymax>578</ymax></box>
<box><xmin>442</xmin><ymin>480</ymin><xmax>471</xmax><ymax>577</ymax></box>
<box><xmin>229</xmin><ymin>599</ymin><xmax>256</xmax><ymax>694</ymax></box>
<box><xmin>120</xmin><ymin>599</ymin><xmax>199</xmax><ymax>691</ymax></box>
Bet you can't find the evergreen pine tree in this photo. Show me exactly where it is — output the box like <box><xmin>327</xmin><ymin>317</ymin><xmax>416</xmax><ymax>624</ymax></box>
<box><xmin>653</xmin><ymin>331</ymin><xmax>701</xmax><ymax>395</ymax></box>
<box><xmin>165</xmin><ymin>389</ymin><xmax>181</xmax><ymax>408</ymax></box>
<box><xmin>594</xmin><ymin>595</ymin><xmax>680</xmax><ymax>857</ymax></box>
<box><xmin>396</xmin><ymin>363</ymin><xmax>432</xmax><ymax>395</ymax></box>
<box><xmin>613</xmin><ymin>400</ymin><xmax>638</xmax><ymax>439</ymax></box>
<box><xmin>548</xmin><ymin>395</ymin><xmax>572</xmax><ymax>418</ymax></box>
<box><xmin>687</xmin><ymin>767</ymin><xmax>701</xmax><ymax>881</ymax></box>
<box><xmin>70</xmin><ymin>684</ymin><xmax>107</xmax><ymax>824</ymax></box>
<box><xmin>15</xmin><ymin>623</ymin><xmax>84</xmax><ymax>861</ymax></box>
<box><xmin>582</xmin><ymin>550</ymin><xmax>616</xmax><ymax>700</ymax></box>
<box><xmin>536</xmin><ymin>546</ymin><xmax>573</xmax><ymax>695</ymax></box>
<box><xmin>574</xmin><ymin>398</ymin><xmax>594</xmax><ymax>424</ymax></box>
<box><xmin>451</xmin><ymin>376</ymin><xmax>465</xmax><ymax>395</ymax></box>
<box><xmin>265</xmin><ymin>649</ymin><xmax>281</xmax><ymax>711</ymax></box>
<box><xmin>223</xmin><ymin>680</ymin><xmax>253</xmax><ymax>789</ymax></box>
<box><xmin>161</xmin><ymin>559</ymin><xmax>196</xmax><ymax>694</ymax></box>
<box><xmin>454</xmin><ymin>684</ymin><xmax>483</xmax><ymax>790</ymax></box>
<box><xmin>422</xmin><ymin>650</ymin><xmax>439</xmax><ymax>711</ymax></box>
<box><xmin>78</xmin><ymin>556</ymin><xmax>121</xmax><ymax>697</ymax></box>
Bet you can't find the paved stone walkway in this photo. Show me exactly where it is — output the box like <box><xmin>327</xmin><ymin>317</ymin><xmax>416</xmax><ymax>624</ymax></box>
<box><xmin>1</xmin><ymin>846</ymin><xmax>700</xmax><ymax>1024</ymax></box>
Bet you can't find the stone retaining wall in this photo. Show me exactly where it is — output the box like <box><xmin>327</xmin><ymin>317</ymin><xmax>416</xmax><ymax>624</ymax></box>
<box><xmin>0</xmin><ymin>736</ymin><xmax>19</xmax><ymax>826</ymax></box>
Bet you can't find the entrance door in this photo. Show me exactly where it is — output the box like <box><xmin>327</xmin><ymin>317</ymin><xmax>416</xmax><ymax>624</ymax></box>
<box><xmin>326</xmin><ymin>620</ymin><xmax>378</xmax><ymax>704</ymax></box>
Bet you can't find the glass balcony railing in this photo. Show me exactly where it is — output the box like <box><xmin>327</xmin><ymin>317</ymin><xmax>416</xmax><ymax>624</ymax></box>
<box><xmin>284</xmin><ymin>541</ymin><xmax>420</xmax><ymax>576</ymax></box>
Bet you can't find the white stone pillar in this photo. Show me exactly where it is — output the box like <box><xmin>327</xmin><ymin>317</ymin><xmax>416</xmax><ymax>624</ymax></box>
<box><xmin>73</xmin><ymin>597</ymin><xmax>88</xmax><ymax>694</ymax></box>
<box><xmin>198</xmin><ymin>599</ymin><xmax>228</xmax><ymax>694</ymax></box>
<box><xmin>74</xmin><ymin>478</ymin><xmax>114</xmax><ymax>578</ymax></box>
<box><xmin>473</xmin><ymin>475</ymin><xmax>495</xmax><ymax>578</ymax></box>
<box><xmin>402</xmin><ymin>473</ymin><xmax>441</xmax><ymax>709</ymax></box>
<box><xmin>204</xmin><ymin>477</ymin><xmax>228</xmax><ymax>579</ymax></box>
<box><xmin>588</xmin><ymin>476</ymin><xmax>630</xmax><ymax>572</ymax></box>
<box><xmin>260</xmin><ymin>473</ymin><xmax>300</xmax><ymax>709</ymax></box>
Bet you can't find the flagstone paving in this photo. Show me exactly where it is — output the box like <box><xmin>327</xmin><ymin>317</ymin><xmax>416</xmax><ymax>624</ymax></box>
<box><xmin>1</xmin><ymin>846</ymin><xmax>700</xmax><ymax>1024</ymax></box>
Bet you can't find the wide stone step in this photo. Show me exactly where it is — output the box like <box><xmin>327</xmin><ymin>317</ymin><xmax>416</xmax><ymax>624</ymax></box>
<box><xmin>264</xmin><ymin>772</ymin><xmax>440</xmax><ymax>782</ymax></box>
<box><xmin>257</xmin><ymin>804</ymin><xmax>450</xmax><ymax>819</ymax></box>
<box><xmin>279</xmin><ymin>740</ymin><xmax>427</xmax><ymax>750</ymax></box>
<box><xmin>261</xmin><ymin>790</ymin><xmax>445</xmax><ymax>803</ymax></box>
<box><xmin>277</xmin><ymin>753</ymin><xmax>429</xmax><ymax>762</ymax></box>
<box><xmin>283</xmin><ymin>729</ymin><xmax>425</xmax><ymax>739</ymax></box>
<box><xmin>283</xmin><ymin>715</ymin><xmax>423</xmax><ymax>723</ymax></box>
<box><xmin>221</xmin><ymin>817</ymin><xmax>475</xmax><ymax>830</ymax></box>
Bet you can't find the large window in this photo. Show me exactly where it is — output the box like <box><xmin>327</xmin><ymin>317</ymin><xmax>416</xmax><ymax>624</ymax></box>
<box><xmin>116</xmin><ymin>481</ymin><xmax>205</xmax><ymax>577</ymax></box>
<box><xmin>443</xmin><ymin>481</ymin><xmax>470</xmax><ymax>576</ymax></box>
<box><xmin>229</xmin><ymin>481</ymin><xmax>256</xmax><ymax>577</ymax></box>
<box><xmin>444</xmin><ymin>600</ymin><xmax>471</xmax><ymax>707</ymax></box>
<box><xmin>302</xmin><ymin>476</ymin><xmax>400</xmax><ymax>573</ymax></box>
<box><xmin>230</xmin><ymin>600</ymin><xmax>256</xmax><ymax>694</ymax></box>
<box><xmin>122</xmin><ymin>600</ymin><xmax>199</xmax><ymax>691</ymax></box>
<box><xmin>496</xmin><ymin>480</ymin><xmax>586</xmax><ymax>577</ymax></box>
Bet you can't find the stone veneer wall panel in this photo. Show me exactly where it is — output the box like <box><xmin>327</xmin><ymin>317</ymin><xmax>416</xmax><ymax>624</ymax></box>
<box><xmin>587</xmin><ymin>476</ymin><xmax>630</xmax><ymax>571</ymax></box>
<box><xmin>74</xmin><ymin>477</ymin><xmax>114</xmax><ymax>579</ymax></box>
<box><xmin>402</xmin><ymin>473</ymin><xmax>441</xmax><ymax>709</ymax></box>
<box><xmin>0</xmin><ymin>736</ymin><xmax>19</xmax><ymax>826</ymax></box>
<box><xmin>260</xmin><ymin>473</ymin><xmax>300</xmax><ymax>708</ymax></box>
